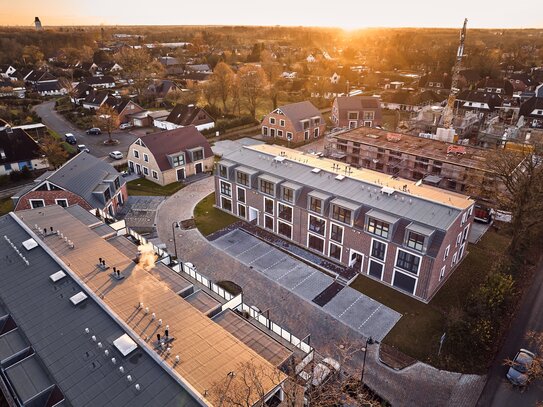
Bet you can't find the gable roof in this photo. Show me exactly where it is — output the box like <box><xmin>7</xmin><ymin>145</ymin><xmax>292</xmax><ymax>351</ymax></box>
<box><xmin>36</xmin><ymin>80</ymin><xmax>63</xmax><ymax>92</ymax></box>
<box><xmin>476</xmin><ymin>77</ymin><xmax>514</xmax><ymax>96</ymax></box>
<box><xmin>83</xmin><ymin>89</ymin><xmax>110</xmax><ymax>106</ymax></box>
<box><xmin>519</xmin><ymin>96</ymin><xmax>543</xmax><ymax>117</ymax></box>
<box><xmin>45</xmin><ymin>153</ymin><xmax>125</xmax><ymax>208</ymax></box>
<box><xmin>148</xmin><ymin>79</ymin><xmax>181</xmax><ymax>98</ymax></box>
<box><xmin>138</xmin><ymin>127</ymin><xmax>213</xmax><ymax>172</ymax></box>
<box><xmin>336</xmin><ymin>95</ymin><xmax>380</xmax><ymax>110</ymax></box>
<box><xmin>25</xmin><ymin>70</ymin><xmax>56</xmax><ymax>83</ymax></box>
<box><xmin>186</xmin><ymin>64</ymin><xmax>211</xmax><ymax>72</ymax></box>
<box><xmin>106</xmin><ymin>98</ymin><xmax>143</xmax><ymax>115</ymax></box>
<box><xmin>72</xmin><ymin>82</ymin><xmax>93</xmax><ymax>98</ymax></box>
<box><xmin>0</xmin><ymin>127</ymin><xmax>42</xmax><ymax>164</ymax></box>
<box><xmin>456</xmin><ymin>90</ymin><xmax>503</xmax><ymax>110</ymax></box>
<box><xmin>272</xmin><ymin>101</ymin><xmax>322</xmax><ymax>132</ymax></box>
<box><xmin>85</xmin><ymin>75</ymin><xmax>115</xmax><ymax>85</ymax></box>
<box><xmin>166</xmin><ymin>104</ymin><xmax>214</xmax><ymax>126</ymax></box>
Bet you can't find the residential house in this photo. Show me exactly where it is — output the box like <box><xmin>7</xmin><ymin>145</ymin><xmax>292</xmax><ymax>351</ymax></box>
<box><xmin>106</xmin><ymin>98</ymin><xmax>145</xmax><ymax>124</ymax></box>
<box><xmin>0</xmin><ymin>64</ymin><xmax>16</xmax><ymax>79</ymax></box>
<box><xmin>13</xmin><ymin>152</ymin><xmax>127</xmax><ymax>217</ymax></box>
<box><xmin>78</xmin><ymin>61</ymin><xmax>99</xmax><ymax>75</ymax></box>
<box><xmin>0</xmin><ymin>125</ymin><xmax>48</xmax><ymax>175</ymax></box>
<box><xmin>85</xmin><ymin>75</ymin><xmax>116</xmax><ymax>89</ymax></box>
<box><xmin>97</xmin><ymin>62</ymin><xmax>123</xmax><ymax>74</ymax></box>
<box><xmin>23</xmin><ymin>70</ymin><xmax>56</xmax><ymax>85</ymax></box>
<box><xmin>127</xmin><ymin>126</ymin><xmax>214</xmax><ymax>186</ymax></box>
<box><xmin>36</xmin><ymin>79</ymin><xmax>67</xmax><ymax>96</ymax></box>
<box><xmin>519</xmin><ymin>84</ymin><xmax>543</xmax><ymax>128</ymax></box>
<box><xmin>419</xmin><ymin>73</ymin><xmax>451</xmax><ymax>95</ymax></box>
<box><xmin>70</xmin><ymin>82</ymin><xmax>93</xmax><ymax>105</ymax></box>
<box><xmin>455</xmin><ymin>90</ymin><xmax>503</xmax><ymax>118</ymax></box>
<box><xmin>158</xmin><ymin>56</ymin><xmax>184</xmax><ymax>75</ymax></box>
<box><xmin>82</xmin><ymin>89</ymin><xmax>110</xmax><ymax>110</ymax></box>
<box><xmin>0</xmin><ymin>79</ymin><xmax>26</xmax><ymax>98</ymax></box>
<box><xmin>331</xmin><ymin>96</ymin><xmax>383</xmax><ymax>129</ymax></box>
<box><xmin>476</xmin><ymin>77</ymin><xmax>514</xmax><ymax>97</ymax></box>
<box><xmin>507</xmin><ymin>73</ymin><xmax>536</xmax><ymax>92</ymax></box>
<box><xmin>147</xmin><ymin>79</ymin><xmax>183</xmax><ymax>100</ymax></box>
<box><xmin>261</xmin><ymin>101</ymin><xmax>325</xmax><ymax>143</ymax></box>
<box><xmin>179</xmin><ymin>72</ymin><xmax>212</xmax><ymax>87</ymax></box>
<box><xmin>156</xmin><ymin>104</ymin><xmax>215</xmax><ymax>131</ymax></box>
<box><xmin>185</xmin><ymin>64</ymin><xmax>212</xmax><ymax>74</ymax></box>
<box><xmin>330</xmin><ymin>72</ymin><xmax>340</xmax><ymax>84</ymax></box>
<box><xmin>215</xmin><ymin>143</ymin><xmax>475</xmax><ymax>302</ymax></box>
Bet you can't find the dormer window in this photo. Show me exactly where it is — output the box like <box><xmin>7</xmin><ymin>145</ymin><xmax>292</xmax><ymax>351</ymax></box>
<box><xmin>218</xmin><ymin>165</ymin><xmax>228</xmax><ymax>178</ymax></box>
<box><xmin>192</xmin><ymin>149</ymin><xmax>204</xmax><ymax>161</ymax></box>
<box><xmin>172</xmin><ymin>155</ymin><xmax>185</xmax><ymax>167</ymax></box>
<box><xmin>406</xmin><ymin>231</ymin><xmax>425</xmax><ymax>251</ymax></box>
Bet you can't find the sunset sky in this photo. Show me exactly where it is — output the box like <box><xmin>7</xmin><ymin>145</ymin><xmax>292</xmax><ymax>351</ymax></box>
<box><xmin>2</xmin><ymin>0</ymin><xmax>542</xmax><ymax>29</ymax></box>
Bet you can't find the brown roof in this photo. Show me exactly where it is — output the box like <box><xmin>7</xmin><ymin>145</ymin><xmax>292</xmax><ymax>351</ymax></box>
<box><xmin>139</xmin><ymin>127</ymin><xmax>213</xmax><ymax>171</ymax></box>
<box><xmin>166</xmin><ymin>104</ymin><xmax>214</xmax><ymax>127</ymax></box>
<box><xmin>335</xmin><ymin>96</ymin><xmax>382</xmax><ymax>121</ymax></box>
<box><xmin>272</xmin><ymin>101</ymin><xmax>322</xmax><ymax>132</ymax></box>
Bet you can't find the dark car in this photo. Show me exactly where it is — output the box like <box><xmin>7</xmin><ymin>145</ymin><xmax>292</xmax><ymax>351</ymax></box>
<box><xmin>86</xmin><ymin>127</ymin><xmax>102</xmax><ymax>135</ymax></box>
<box><xmin>64</xmin><ymin>133</ymin><xmax>77</xmax><ymax>145</ymax></box>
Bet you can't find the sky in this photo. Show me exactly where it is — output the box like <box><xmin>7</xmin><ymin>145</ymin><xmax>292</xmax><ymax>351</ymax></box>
<box><xmin>2</xmin><ymin>0</ymin><xmax>543</xmax><ymax>29</ymax></box>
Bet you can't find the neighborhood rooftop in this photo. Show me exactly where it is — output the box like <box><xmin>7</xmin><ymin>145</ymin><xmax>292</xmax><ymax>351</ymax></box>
<box><xmin>222</xmin><ymin>144</ymin><xmax>474</xmax><ymax>230</ymax></box>
<box><xmin>14</xmin><ymin>205</ymin><xmax>284</xmax><ymax>405</ymax></box>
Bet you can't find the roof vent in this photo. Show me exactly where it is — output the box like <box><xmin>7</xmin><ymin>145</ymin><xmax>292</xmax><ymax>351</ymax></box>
<box><xmin>113</xmin><ymin>333</ymin><xmax>138</xmax><ymax>356</ymax></box>
<box><xmin>311</xmin><ymin>168</ymin><xmax>321</xmax><ymax>174</ymax></box>
<box><xmin>22</xmin><ymin>238</ymin><xmax>38</xmax><ymax>250</ymax></box>
<box><xmin>274</xmin><ymin>156</ymin><xmax>285</xmax><ymax>163</ymax></box>
<box><xmin>380</xmin><ymin>186</ymin><xmax>395</xmax><ymax>195</ymax></box>
<box><xmin>335</xmin><ymin>174</ymin><xmax>345</xmax><ymax>181</ymax></box>
<box><xmin>70</xmin><ymin>291</ymin><xmax>88</xmax><ymax>305</ymax></box>
<box><xmin>49</xmin><ymin>270</ymin><xmax>66</xmax><ymax>282</ymax></box>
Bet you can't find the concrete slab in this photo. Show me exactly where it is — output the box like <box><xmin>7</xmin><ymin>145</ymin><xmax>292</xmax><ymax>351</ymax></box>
<box><xmin>468</xmin><ymin>222</ymin><xmax>491</xmax><ymax>244</ymax></box>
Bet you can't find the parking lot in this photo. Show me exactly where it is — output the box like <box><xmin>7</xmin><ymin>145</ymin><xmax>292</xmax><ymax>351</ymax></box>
<box><xmin>213</xmin><ymin>229</ymin><xmax>401</xmax><ymax>341</ymax></box>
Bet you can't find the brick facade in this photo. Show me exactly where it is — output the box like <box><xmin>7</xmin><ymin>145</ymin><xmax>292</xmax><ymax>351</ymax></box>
<box><xmin>261</xmin><ymin>112</ymin><xmax>325</xmax><ymax>144</ymax></box>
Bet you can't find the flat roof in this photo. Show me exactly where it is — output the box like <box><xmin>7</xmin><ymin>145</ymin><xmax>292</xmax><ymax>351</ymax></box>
<box><xmin>234</xmin><ymin>144</ymin><xmax>474</xmax><ymax>230</ymax></box>
<box><xmin>366</xmin><ymin>209</ymin><xmax>400</xmax><ymax>225</ymax></box>
<box><xmin>0</xmin><ymin>213</ymin><xmax>200</xmax><ymax>407</ymax></box>
<box><xmin>333</xmin><ymin>126</ymin><xmax>491</xmax><ymax>171</ymax></box>
<box><xmin>184</xmin><ymin>290</ymin><xmax>221</xmax><ymax>316</ymax></box>
<box><xmin>15</xmin><ymin>206</ymin><xmax>285</xmax><ymax>405</ymax></box>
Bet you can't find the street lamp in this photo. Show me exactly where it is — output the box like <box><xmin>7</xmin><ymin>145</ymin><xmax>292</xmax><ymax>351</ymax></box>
<box><xmin>171</xmin><ymin>221</ymin><xmax>180</xmax><ymax>259</ymax></box>
<box><xmin>360</xmin><ymin>336</ymin><xmax>373</xmax><ymax>387</ymax></box>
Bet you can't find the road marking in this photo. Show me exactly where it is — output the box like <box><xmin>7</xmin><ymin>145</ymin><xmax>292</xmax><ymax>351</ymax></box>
<box><xmin>358</xmin><ymin>304</ymin><xmax>382</xmax><ymax>330</ymax></box>
<box><xmin>235</xmin><ymin>241</ymin><xmax>266</xmax><ymax>258</ymax></box>
<box><xmin>338</xmin><ymin>295</ymin><xmax>363</xmax><ymax>319</ymax></box>
<box><xmin>291</xmin><ymin>270</ymin><xmax>317</xmax><ymax>290</ymax></box>
<box><xmin>247</xmin><ymin>247</ymin><xmax>275</xmax><ymax>264</ymax></box>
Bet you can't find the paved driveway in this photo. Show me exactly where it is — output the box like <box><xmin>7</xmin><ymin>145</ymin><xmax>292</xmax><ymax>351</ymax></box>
<box><xmin>213</xmin><ymin>229</ymin><xmax>401</xmax><ymax>341</ymax></box>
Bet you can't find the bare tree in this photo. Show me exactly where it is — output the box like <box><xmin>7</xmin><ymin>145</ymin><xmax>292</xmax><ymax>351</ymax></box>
<box><xmin>115</xmin><ymin>47</ymin><xmax>164</xmax><ymax>97</ymax></box>
<box><xmin>261</xmin><ymin>50</ymin><xmax>283</xmax><ymax>110</ymax></box>
<box><xmin>237</xmin><ymin>65</ymin><xmax>268</xmax><ymax>119</ymax></box>
<box><xmin>93</xmin><ymin>104</ymin><xmax>120</xmax><ymax>144</ymax></box>
<box><xmin>211</xmin><ymin>62</ymin><xmax>235</xmax><ymax>113</ymax></box>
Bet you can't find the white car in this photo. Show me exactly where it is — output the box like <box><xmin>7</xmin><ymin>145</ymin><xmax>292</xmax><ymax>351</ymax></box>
<box><xmin>109</xmin><ymin>151</ymin><xmax>124</xmax><ymax>160</ymax></box>
<box><xmin>119</xmin><ymin>122</ymin><xmax>132</xmax><ymax>130</ymax></box>
<box><xmin>507</xmin><ymin>349</ymin><xmax>536</xmax><ymax>386</ymax></box>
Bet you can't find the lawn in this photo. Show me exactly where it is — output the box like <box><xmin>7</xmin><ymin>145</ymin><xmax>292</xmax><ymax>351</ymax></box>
<box><xmin>194</xmin><ymin>193</ymin><xmax>238</xmax><ymax>236</ymax></box>
<box><xmin>0</xmin><ymin>198</ymin><xmax>13</xmax><ymax>216</ymax></box>
<box><xmin>126</xmin><ymin>178</ymin><xmax>184</xmax><ymax>196</ymax></box>
<box><xmin>350</xmin><ymin>227</ymin><xmax>511</xmax><ymax>373</ymax></box>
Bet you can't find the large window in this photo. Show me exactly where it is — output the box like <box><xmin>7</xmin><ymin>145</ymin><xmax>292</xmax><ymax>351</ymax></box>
<box><xmin>330</xmin><ymin>223</ymin><xmax>343</xmax><ymax>244</ymax></box>
<box><xmin>192</xmin><ymin>149</ymin><xmax>204</xmax><ymax>161</ymax></box>
<box><xmin>406</xmin><ymin>231</ymin><xmax>425</xmax><ymax>252</ymax></box>
<box><xmin>237</xmin><ymin>171</ymin><xmax>248</xmax><ymax>186</ymax></box>
<box><xmin>133</xmin><ymin>150</ymin><xmax>139</xmax><ymax>158</ymax></box>
<box><xmin>371</xmin><ymin>240</ymin><xmax>386</xmax><ymax>261</ymax></box>
<box><xmin>348</xmin><ymin>112</ymin><xmax>358</xmax><ymax>120</ymax></box>
<box><xmin>393</xmin><ymin>271</ymin><xmax>417</xmax><ymax>295</ymax></box>
<box><xmin>329</xmin><ymin>243</ymin><xmax>342</xmax><ymax>261</ymax></box>
<box><xmin>260</xmin><ymin>179</ymin><xmax>275</xmax><ymax>196</ymax></box>
<box><xmin>172</xmin><ymin>154</ymin><xmax>185</xmax><ymax>167</ymax></box>
<box><xmin>278</xmin><ymin>221</ymin><xmax>292</xmax><ymax>239</ymax></box>
<box><xmin>237</xmin><ymin>187</ymin><xmax>246</xmax><ymax>203</ymax></box>
<box><xmin>367</xmin><ymin>217</ymin><xmax>389</xmax><ymax>239</ymax></box>
<box><xmin>308</xmin><ymin>215</ymin><xmax>326</xmax><ymax>236</ymax></box>
<box><xmin>55</xmin><ymin>199</ymin><xmax>68</xmax><ymax>208</ymax></box>
<box><xmin>30</xmin><ymin>199</ymin><xmax>44</xmax><ymax>209</ymax></box>
<box><xmin>368</xmin><ymin>260</ymin><xmax>384</xmax><ymax>280</ymax></box>
<box><xmin>220</xmin><ymin>181</ymin><xmax>231</xmax><ymax>197</ymax></box>
<box><xmin>364</xmin><ymin>111</ymin><xmax>375</xmax><ymax>120</ymax></box>
<box><xmin>218</xmin><ymin>164</ymin><xmax>227</xmax><ymax>178</ymax></box>
<box><xmin>282</xmin><ymin>187</ymin><xmax>293</xmax><ymax>203</ymax></box>
<box><xmin>278</xmin><ymin>203</ymin><xmax>292</xmax><ymax>222</ymax></box>
<box><xmin>309</xmin><ymin>197</ymin><xmax>322</xmax><ymax>214</ymax></box>
<box><xmin>265</xmin><ymin>215</ymin><xmax>274</xmax><ymax>230</ymax></box>
<box><xmin>308</xmin><ymin>234</ymin><xmax>325</xmax><ymax>253</ymax></box>
<box><xmin>264</xmin><ymin>198</ymin><xmax>274</xmax><ymax>215</ymax></box>
<box><xmin>332</xmin><ymin>205</ymin><xmax>352</xmax><ymax>225</ymax></box>
<box><xmin>221</xmin><ymin>197</ymin><xmax>232</xmax><ymax>212</ymax></box>
<box><xmin>396</xmin><ymin>249</ymin><xmax>420</xmax><ymax>275</ymax></box>
<box><xmin>238</xmin><ymin>204</ymin><xmax>246</xmax><ymax>219</ymax></box>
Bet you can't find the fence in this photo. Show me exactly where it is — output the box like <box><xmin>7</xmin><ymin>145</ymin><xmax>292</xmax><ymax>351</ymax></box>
<box><xmin>127</xmin><ymin>228</ymin><xmax>169</xmax><ymax>260</ymax></box>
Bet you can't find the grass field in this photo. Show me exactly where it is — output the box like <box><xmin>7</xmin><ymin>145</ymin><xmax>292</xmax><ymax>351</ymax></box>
<box><xmin>0</xmin><ymin>198</ymin><xmax>13</xmax><ymax>216</ymax></box>
<box><xmin>127</xmin><ymin>178</ymin><xmax>184</xmax><ymax>196</ymax></box>
<box><xmin>194</xmin><ymin>193</ymin><xmax>238</xmax><ymax>236</ymax></box>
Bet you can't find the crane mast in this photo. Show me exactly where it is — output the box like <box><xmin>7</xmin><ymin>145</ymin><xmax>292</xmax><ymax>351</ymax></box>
<box><xmin>442</xmin><ymin>18</ymin><xmax>468</xmax><ymax>130</ymax></box>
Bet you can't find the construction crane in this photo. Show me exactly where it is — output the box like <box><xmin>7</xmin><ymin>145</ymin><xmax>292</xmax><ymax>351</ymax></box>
<box><xmin>441</xmin><ymin>18</ymin><xmax>468</xmax><ymax>130</ymax></box>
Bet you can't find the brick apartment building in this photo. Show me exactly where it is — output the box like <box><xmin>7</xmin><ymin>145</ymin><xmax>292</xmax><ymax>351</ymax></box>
<box><xmin>331</xmin><ymin>96</ymin><xmax>383</xmax><ymax>129</ymax></box>
<box><xmin>261</xmin><ymin>101</ymin><xmax>325</xmax><ymax>143</ymax></box>
<box><xmin>326</xmin><ymin>126</ymin><xmax>496</xmax><ymax>197</ymax></box>
<box><xmin>215</xmin><ymin>144</ymin><xmax>475</xmax><ymax>302</ymax></box>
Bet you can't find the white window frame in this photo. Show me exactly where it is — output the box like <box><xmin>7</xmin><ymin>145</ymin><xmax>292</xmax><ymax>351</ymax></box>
<box><xmin>262</xmin><ymin>126</ymin><xmax>268</xmax><ymax>136</ymax></box>
<box><xmin>451</xmin><ymin>252</ymin><xmax>458</xmax><ymax>266</ymax></box>
<box><xmin>264</xmin><ymin>197</ymin><xmax>274</xmax><ymax>215</ymax></box>
<box><xmin>391</xmin><ymin>268</ymin><xmax>418</xmax><ymax>295</ymax></box>
<box><xmin>364</xmin><ymin>121</ymin><xmax>372</xmax><ymax>127</ymax></box>
<box><xmin>143</xmin><ymin>153</ymin><xmax>149</xmax><ymax>162</ymax></box>
<box><xmin>439</xmin><ymin>266</ymin><xmax>446</xmax><ymax>281</ymax></box>
<box><xmin>329</xmin><ymin>222</ymin><xmax>344</xmax><ymax>245</ymax></box>
<box><xmin>444</xmin><ymin>244</ymin><xmax>450</xmax><ymax>260</ymax></box>
<box><xmin>264</xmin><ymin>214</ymin><xmax>274</xmax><ymax>231</ymax></box>
<box><xmin>277</xmin><ymin>219</ymin><xmax>293</xmax><ymax>240</ymax></box>
<box><xmin>236</xmin><ymin>186</ymin><xmax>246</xmax><ymax>204</ymax></box>
<box><xmin>394</xmin><ymin>248</ymin><xmax>422</xmax><ymax>276</ymax></box>
<box><xmin>286</xmin><ymin>132</ymin><xmax>293</xmax><ymax>140</ymax></box>
<box><xmin>306</xmin><ymin>232</ymin><xmax>325</xmax><ymax>254</ymax></box>
<box><xmin>133</xmin><ymin>149</ymin><xmax>139</xmax><ymax>158</ymax></box>
<box><xmin>461</xmin><ymin>212</ymin><xmax>467</xmax><ymax>225</ymax></box>
<box><xmin>55</xmin><ymin>198</ymin><xmax>68</xmax><ymax>207</ymax></box>
<box><xmin>308</xmin><ymin>213</ymin><xmax>327</xmax><ymax>237</ymax></box>
<box><xmin>237</xmin><ymin>203</ymin><xmax>246</xmax><ymax>219</ymax></box>
<box><xmin>468</xmin><ymin>205</ymin><xmax>474</xmax><ymax>217</ymax></box>
<box><xmin>456</xmin><ymin>232</ymin><xmax>462</xmax><ymax>247</ymax></box>
<box><xmin>269</xmin><ymin>117</ymin><xmax>276</xmax><ymax>125</ymax></box>
<box><xmin>463</xmin><ymin>224</ymin><xmax>470</xmax><ymax>242</ymax></box>
<box><xmin>328</xmin><ymin>241</ymin><xmax>342</xmax><ymax>262</ymax></box>
<box><xmin>29</xmin><ymin>199</ymin><xmax>45</xmax><ymax>209</ymax></box>
<box><xmin>277</xmin><ymin>201</ymin><xmax>293</xmax><ymax>223</ymax></box>
<box><xmin>459</xmin><ymin>243</ymin><xmax>466</xmax><ymax>259</ymax></box>
<box><xmin>221</xmin><ymin>196</ymin><xmax>232</xmax><ymax>212</ymax></box>
<box><xmin>220</xmin><ymin>180</ymin><xmax>232</xmax><ymax>197</ymax></box>
<box><xmin>152</xmin><ymin>170</ymin><xmax>158</xmax><ymax>180</ymax></box>
<box><xmin>367</xmin><ymin>258</ymin><xmax>385</xmax><ymax>281</ymax></box>
<box><xmin>143</xmin><ymin>166</ymin><xmax>149</xmax><ymax>176</ymax></box>
<box><xmin>279</xmin><ymin>119</ymin><xmax>285</xmax><ymax>127</ymax></box>
<box><xmin>370</xmin><ymin>238</ymin><xmax>388</xmax><ymax>261</ymax></box>
<box><xmin>277</xmin><ymin>129</ymin><xmax>283</xmax><ymax>137</ymax></box>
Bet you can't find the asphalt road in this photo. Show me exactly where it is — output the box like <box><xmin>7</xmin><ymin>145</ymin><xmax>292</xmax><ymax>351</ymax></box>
<box><xmin>34</xmin><ymin>101</ymin><xmax>140</xmax><ymax>162</ymax></box>
<box><xmin>477</xmin><ymin>258</ymin><xmax>543</xmax><ymax>407</ymax></box>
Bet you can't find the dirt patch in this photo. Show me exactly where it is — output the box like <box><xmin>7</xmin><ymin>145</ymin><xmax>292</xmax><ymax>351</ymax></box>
<box><xmin>180</xmin><ymin>218</ymin><xmax>196</xmax><ymax>229</ymax></box>
<box><xmin>379</xmin><ymin>343</ymin><xmax>417</xmax><ymax>370</ymax></box>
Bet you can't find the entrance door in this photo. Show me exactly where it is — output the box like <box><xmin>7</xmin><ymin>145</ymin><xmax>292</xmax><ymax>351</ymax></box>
<box><xmin>349</xmin><ymin>249</ymin><xmax>364</xmax><ymax>272</ymax></box>
<box><xmin>135</xmin><ymin>164</ymin><xmax>141</xmax><ymax>175</ymax></box>
<box><xmin>176</xmin><ymin>168</ymin><xmax>185</xmax><ymax>181</ymax></box>
<box><xmin>128</xmin><ymin>161</ymin><xmax>134</xmax><ymax>172</ymax></box>
<box><xmin>248</xmin><ymin>207</ymin><xmax>259</xmax><ymax>225</ymax></box>
<box><xmin>195</xmin><ymin>163</ymin><xmax>203</xmax><ymax>174</ymax></box>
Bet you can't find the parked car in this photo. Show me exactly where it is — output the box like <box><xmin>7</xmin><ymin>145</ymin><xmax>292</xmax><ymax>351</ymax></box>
<box><xmin>77</xmin><ymin>144</ymin><xmax>89</xmax><ymax>153</ymax></box>
<box><xmin>109</xmin><ymin>151</ymin><xmax>124</xmax><ymax>160</ymax></box>
<box><xmin>119</xmin><ymin>122</ymin><xmax>132</xmax><ymax>130</ymax></box>
<box><xmin>86</xmin><ymin>127</ymin><xmax>102</xmax><ymax>135</ymax></box>
<box><xmin>311</xmin><ymin>358</ymin><xmax>341</xmax><ymax>387</ymax></box>
<box><xmin>506</xmin><ymin>349</ymin><xmax>536</xmax><ymax>386</ymax></box>
<box><xmin>64</xmin><ymin>133</ymin><xmax>77</xmax><ymax>145</ymax></box>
